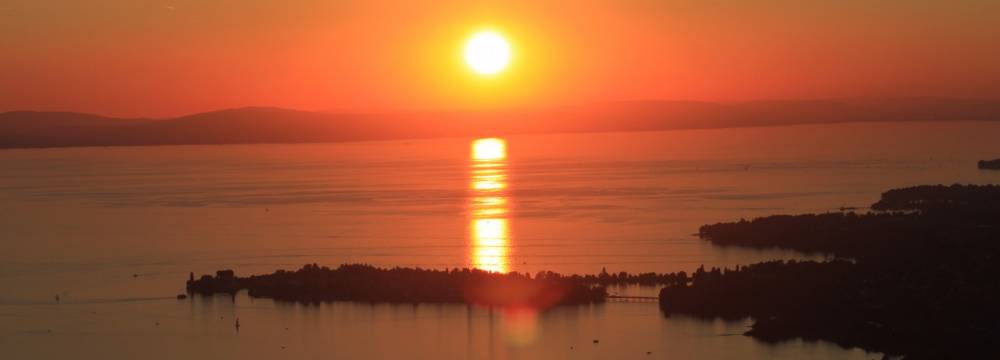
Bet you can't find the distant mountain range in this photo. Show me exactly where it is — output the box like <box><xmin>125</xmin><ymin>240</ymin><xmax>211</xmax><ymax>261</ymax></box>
<box><xmin>2</xmin><ymin>99</ymin><xmax>998</xmax><ymax>148</ymax></box>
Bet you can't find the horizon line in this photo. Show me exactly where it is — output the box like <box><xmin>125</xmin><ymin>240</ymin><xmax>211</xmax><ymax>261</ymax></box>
<box><xmin>5</xmin><ymin>96</ymin><xmax>1000</xmax><ymax>120</ymax></box>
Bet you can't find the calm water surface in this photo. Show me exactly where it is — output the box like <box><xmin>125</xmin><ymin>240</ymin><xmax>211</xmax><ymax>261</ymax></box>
<box><xmin>2</xmin><ymin>121</ymin><xmax>999</xmax><ymax>359</ymax></box>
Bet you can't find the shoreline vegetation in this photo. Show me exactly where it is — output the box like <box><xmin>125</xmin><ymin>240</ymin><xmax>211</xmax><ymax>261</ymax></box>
<box><xmin>188</xmin><ymin>184</ymin><xmax>1000</xmax><ymax>358</ymax></box>
<box><xmin>187</xmin><ymin>265</ymin><xmax>611</xmax><ymax>307</ymax></box>
<box><xmin>186</xmin><ymin>264</ymin><xmax>692</xmax><ymax>307</ymax></box>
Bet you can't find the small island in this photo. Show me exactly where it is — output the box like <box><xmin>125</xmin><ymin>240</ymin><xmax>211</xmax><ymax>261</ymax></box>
<box><xmin>187</xmin><ymin>264</ymin><xmax>698</xmax><ymax>307</ymax></box>
<box><xmin>979</xmin><ymin>158</ymin><xmax>1000</xmax><ymax>170</ymax></box>
<box><xmin>187</xmin><ymin>264</ymin><xmax>620</xmax><ymax>307</ymax></box>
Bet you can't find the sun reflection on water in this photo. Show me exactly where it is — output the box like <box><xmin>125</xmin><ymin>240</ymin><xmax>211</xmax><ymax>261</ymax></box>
<box><xmin>469</xmin><ymin>138</ymin><xmax>510</xmax><ymax>273</ymax></box>
<box><xmin>472</xmin><ymin>138</ymin><xmax>506</xmax><ymax>161</ymax></box>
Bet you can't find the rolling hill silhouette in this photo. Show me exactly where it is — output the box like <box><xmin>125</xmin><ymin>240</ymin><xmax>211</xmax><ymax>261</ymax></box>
<box><xmin>1</xmin><ymin>99</ymin><xmax>998</xmax><ymax>148</ymax></box>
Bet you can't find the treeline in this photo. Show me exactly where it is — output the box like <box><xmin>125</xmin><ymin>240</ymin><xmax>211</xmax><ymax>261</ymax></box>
<box><xmin>186</xmin><ymin>264</ymin><xmax>709</xmax><ymax>307</ymax></box>
<box><xmin>590</xmin><ymin>268</ymin><xmax>690</xmax><ymax>287</ymax></box>
<box><xmin>666</xmin><ymin>184</ymin><xmax>1000</xmax><ymax>358</ymax></box>
<box><xmin>187</xmin><ymin>264</ymin><xmax>610</xmax><ymax>307</ymax></box>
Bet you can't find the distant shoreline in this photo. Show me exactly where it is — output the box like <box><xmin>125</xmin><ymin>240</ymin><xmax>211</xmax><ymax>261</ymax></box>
<box><xmin>2</xmin><ymin>118</ymin><xmax>992</xmax><ymax>152</ymax></box>
<box><xmin>3</xmin><ymin>98</ymin><xmax>999</xmax><ymax>149</ymax></box>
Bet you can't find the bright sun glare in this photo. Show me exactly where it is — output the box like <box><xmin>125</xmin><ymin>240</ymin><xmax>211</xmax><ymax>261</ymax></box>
<box><xmin>464</xmin><ymin>31</ymin><xmax>511</xmax><ymax>75</ymax></box>
<box><xmin>472</xmin><ymin>138</ymin><xmax>506</xmax><ymax>160</ymax></box>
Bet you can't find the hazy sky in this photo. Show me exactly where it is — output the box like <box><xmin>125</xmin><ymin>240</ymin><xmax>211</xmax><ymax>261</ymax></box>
<box><xmin>2</xmin><ymin>0</ymin><xmax>999</xmax><ymax>117</ymax></box>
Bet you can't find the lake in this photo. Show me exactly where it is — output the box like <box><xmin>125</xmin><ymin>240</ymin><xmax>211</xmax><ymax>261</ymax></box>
<box><xmin>2</xmin><ymin>121</ymin><xmax>999</xmax><ymax>359</ymax></box>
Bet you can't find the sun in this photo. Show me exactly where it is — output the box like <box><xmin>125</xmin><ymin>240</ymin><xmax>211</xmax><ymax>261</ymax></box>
<box><xmin>464</xmin><ymin>31</ymin><xmax>511</xmax><ymax>75</ymax></box>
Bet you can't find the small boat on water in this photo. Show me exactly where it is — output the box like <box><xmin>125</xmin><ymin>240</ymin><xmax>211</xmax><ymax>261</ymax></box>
<box><xmin>978</xmin><ymin>159</ymin><xmax>1000</xmax><ymax>170</ymax></box>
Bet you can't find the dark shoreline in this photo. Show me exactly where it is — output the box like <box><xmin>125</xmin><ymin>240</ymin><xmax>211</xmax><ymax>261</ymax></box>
<box><xmin>186</xmin><ymin>263</ymin><xmax>701</xmax><ymax>307</ymax></box>
<box><xmin>675</xmin><ymin>184</ymin><xmax>1000</xmax><ymax>358</ymax></box>
<box><xmin>187</xmin><ymin>264</ymin><xmax>609</xmax><ymax>307</ymax></box>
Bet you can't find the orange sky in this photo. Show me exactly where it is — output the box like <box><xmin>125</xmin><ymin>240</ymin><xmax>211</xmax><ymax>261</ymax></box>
<box><xmin>2</xmin><ymin>0</ymin><xmax>999</xmax><ymax>118</ymax></box>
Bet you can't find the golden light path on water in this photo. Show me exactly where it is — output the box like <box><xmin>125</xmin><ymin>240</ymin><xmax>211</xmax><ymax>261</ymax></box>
<box><xmin>469</xmin><ymin>137</ymin><xmax>540</xmax><ymax>346</ymax></box>
<box><xmin>469</xmin><ymin>138</ymin><xmax>510</xmax><ymax>274</ymax></box>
